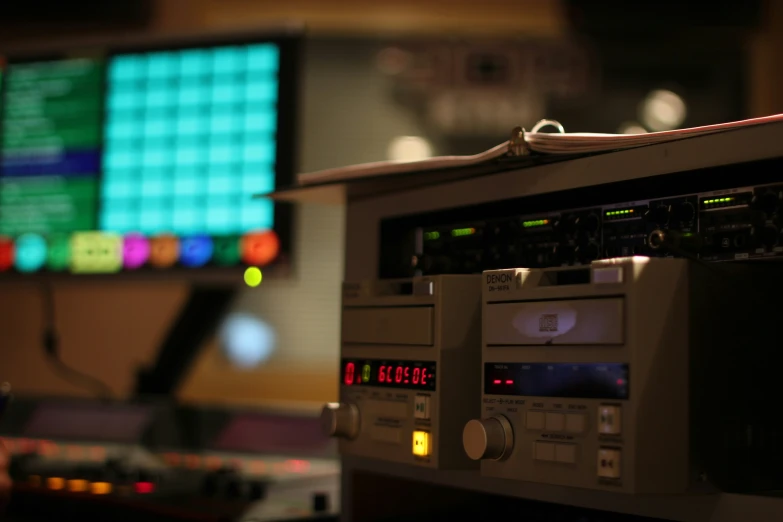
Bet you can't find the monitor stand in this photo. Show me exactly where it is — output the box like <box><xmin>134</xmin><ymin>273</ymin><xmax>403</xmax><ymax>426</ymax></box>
<box><xmin>134</xmin><ymin>285</ymin><xmax>237</xmax><ymax>397</ymax></box>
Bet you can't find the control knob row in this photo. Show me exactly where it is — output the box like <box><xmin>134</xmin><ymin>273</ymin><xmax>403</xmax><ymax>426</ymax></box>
<box><xmin>555</xmin><ymin>214</ymin><xmax>600</xmax><ymax>236</ymax></box>
<box><xmin>646</xmin><ymin>201</ymin><xmax>696</xmax><ymax>225</ymax></box>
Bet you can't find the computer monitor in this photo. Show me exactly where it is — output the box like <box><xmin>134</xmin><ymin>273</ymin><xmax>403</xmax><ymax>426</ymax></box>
<box><xmin>0</xmin><ymin>30</ymin><xmax>300</xmax><ymax>280</ymax></box>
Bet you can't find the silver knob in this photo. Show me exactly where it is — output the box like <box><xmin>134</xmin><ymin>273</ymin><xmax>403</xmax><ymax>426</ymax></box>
<box><xmin>320</xmin><ymin>402</ymin><xmax>360</xmax><ymax>439</ymax></box>
<box><xmin>463</xmin><ymin>415</ymin><xmax>513</xmax><ymax>461</ymax></box>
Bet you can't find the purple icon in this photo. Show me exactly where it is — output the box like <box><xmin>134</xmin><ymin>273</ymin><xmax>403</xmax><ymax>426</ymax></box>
<box><xmin>123</xmin><ymin>234</ymin><xmax>150</xmax><ymax>269</ymax></box>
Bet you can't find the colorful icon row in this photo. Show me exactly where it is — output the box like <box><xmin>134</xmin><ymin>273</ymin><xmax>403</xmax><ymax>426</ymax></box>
<box><xmin>0</xmin><ymin>230</ymin><xmax>280</xmax><ymax>274</ymax></box>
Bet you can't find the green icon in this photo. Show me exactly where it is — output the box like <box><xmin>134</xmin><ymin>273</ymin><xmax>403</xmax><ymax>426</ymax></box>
<box><xmin>213</xmin><ymin>235</ymin><xmax>241</xmax><ymax>266</ymax></box>
<box><xmin>47</xmin><ymin>234</ymin><xmax>71</xmax><ymax>271</ymax></box>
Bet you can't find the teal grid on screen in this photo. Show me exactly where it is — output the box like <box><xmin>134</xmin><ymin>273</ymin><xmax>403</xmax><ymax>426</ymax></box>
<box><xmin>100</xmin><ymin>43</ymin><xmax>279</xmax><ymax>236</ymax></box>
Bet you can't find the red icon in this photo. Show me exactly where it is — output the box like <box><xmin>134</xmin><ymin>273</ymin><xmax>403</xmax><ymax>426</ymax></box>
<box><xmin>0</xmin><ymin>236</ymin><xmax>13</xmax><ymax>271</ymax></box>
<box><xmin>241</xmin><ymin>230</ymin><xmax>280</xmax><ymax>266</ymax></box>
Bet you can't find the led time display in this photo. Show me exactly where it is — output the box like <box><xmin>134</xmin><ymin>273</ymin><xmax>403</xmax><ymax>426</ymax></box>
<box><xmin>341</xmin><ymin>359</ymin><xmax>436</xmax><ymax>391</ymax></box>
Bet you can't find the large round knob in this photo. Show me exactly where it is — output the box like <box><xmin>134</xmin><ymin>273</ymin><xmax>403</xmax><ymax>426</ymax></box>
<box><xmin>320</xmin><ymin>402</ymin><xmax>360</xmax><ymax>439</ymax></box>
<box><xmin>647</xmin><ymin>204</ymin><xmax>670</xmax><ymax>226</ymax></box>
<box><xmin>463</xmin><ymin>415</ymin><xmax>514</xmax><ymax>461</ymax></box>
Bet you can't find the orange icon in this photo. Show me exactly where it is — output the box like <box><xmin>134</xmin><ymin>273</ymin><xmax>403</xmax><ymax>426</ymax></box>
<box><xmin>241</xmin><ymin>230</ymin><xmax>280</xmax><ymax>266</ymax></box>
<box><xmin>149</xmin><ymin>235</ymin><xmax>180</xmax><ymax>268</ymax></box>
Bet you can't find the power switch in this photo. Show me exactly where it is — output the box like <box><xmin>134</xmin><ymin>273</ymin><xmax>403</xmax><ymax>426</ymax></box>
<box><xmin>597</xmin><ymin>405</ymin><xmax>621</xmax><ymax>435</ymax></box>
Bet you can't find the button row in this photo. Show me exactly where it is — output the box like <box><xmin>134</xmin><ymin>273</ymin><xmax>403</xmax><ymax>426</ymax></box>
<box><xmin>535</xmin><ymin>444</ymin><xmax>623</xmax><ymax>479</ymax></box>
<box><xmin>534</xmin><ymin>442</ymin><xmax>576</xmax><ymax>463</ymax></box>
<box><xmin>526</xmin><ymin>411</ymin><xmax>585</xmax><ymax>433</ymax></box>
<box><xmin>526</xmin><ymin>405</ymin><xmax>622</xmax><ymax>436</ymax></box>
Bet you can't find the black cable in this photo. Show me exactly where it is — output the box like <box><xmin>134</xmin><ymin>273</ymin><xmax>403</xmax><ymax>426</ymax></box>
<box><xmin>40</xmin><ymin>283</ymin><xmax>113</xmax><ymax>401</ymax></box>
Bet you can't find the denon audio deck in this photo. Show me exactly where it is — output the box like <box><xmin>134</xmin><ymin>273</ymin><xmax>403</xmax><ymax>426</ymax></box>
<box><xmin>322</xmin><ymin>276</ymin><xmax>482</xmax><ymax>469</ymax></box>
<box><xmin>463</xmin><ymin>257</ymin><xmax>783</xmax><ymax>494</ymax></box>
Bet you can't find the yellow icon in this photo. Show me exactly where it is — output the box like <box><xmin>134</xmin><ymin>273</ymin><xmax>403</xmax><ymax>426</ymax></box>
<box><xmin>91</xmin><ymin>482</ymin><xmax>113</xmax><ymax>495</ymax></box>
<box><xmin>244</xmin><ymin>266</ymin><xmax>263</xmax><ymax>287</ymax></box>
<box><xmin>412</xmin><ymin>430</ymin><xmax>430</xmax><ymax>457</ymax></box>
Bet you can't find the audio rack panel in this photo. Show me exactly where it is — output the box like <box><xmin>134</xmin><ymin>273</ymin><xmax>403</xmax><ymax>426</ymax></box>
<box><xmin>379</xmin><ymin>159</ymin><xmax>783</xmax><ymax>279</ymax></box>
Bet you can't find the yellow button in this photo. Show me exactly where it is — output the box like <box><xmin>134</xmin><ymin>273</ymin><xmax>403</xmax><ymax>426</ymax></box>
<box><xmin>412</xmin><ymin>430</ymin><xmax>431</xmax><ymax>457</ymax></box>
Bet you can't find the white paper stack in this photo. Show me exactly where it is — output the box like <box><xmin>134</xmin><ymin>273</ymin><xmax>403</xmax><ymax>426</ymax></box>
<box><xmin>296</xmin><ymin>114</ymin><xmax>783</xmax><ymax>186</ymax></box>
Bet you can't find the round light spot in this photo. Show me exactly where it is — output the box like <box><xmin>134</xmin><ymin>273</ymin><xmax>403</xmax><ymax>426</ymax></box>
<box><xmin>617</xmin><ymin>121</ymin><xmax>648</xmax><ymax>134</ymax></box>
<box><xmin>244</xmin><ymin>266</ymin><xmax>263</xmax><ymax>287</ymax></box>
<box><xmin>640</xmin><ymin>89</ymin><xmax>687</xmax><ymax>132</ymax></box>
<box><xmin>387</xmin><ymin>136</ymin><xmax>433</xmax><ymax>163</ymax></box>
<box><xmin>219</xmin><ymin>313</ymin><xmax>276</xmax><ymax>369</ymax></box>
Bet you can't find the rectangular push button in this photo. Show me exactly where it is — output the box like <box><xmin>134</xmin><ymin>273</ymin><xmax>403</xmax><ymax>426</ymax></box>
<box><xmin>565</xmin><ymin>413</ymin><xmax>586</xmax><ymax>433</ymax></box>
<box><xmin>371</xmin><ymin>426</ymin><xmax>401</xmax><ymax>444</ymax></box>
<box><xmin>597</xmin><ymin>448</ymin><xmax>621</xmax><ymax>479</ymax></box>
<box><xmin>414</xmin><ymin>395</ymin><xmax>430</xmax><ymax>419</ymax></box>
<box><xmin>526</xmin><ymin>411</ymin><xmax>545</xmax><ymax>430</ymax></box>
<box><xmin>598</xmin><ymin>405</ymin><xmax>621</xmax><ymax>435</ymax></box>
<box><xmin>555</xmin><ymin>443</ymin><xmax>577</xmax><ymax>464</ymax></box>
<box><xmin>534</xmin><ymin>442</ymin><xmax>555</xmax><ymax>461</ymax></box>
<box><xmin>412</xmin><ymin>430</ymin><xmax>431</xmax><ymax>457</ymax></box>
<box><xmin>545</xmin><ymin>412</ymin><xmax>565</xmax><ymax>431</ymax></box>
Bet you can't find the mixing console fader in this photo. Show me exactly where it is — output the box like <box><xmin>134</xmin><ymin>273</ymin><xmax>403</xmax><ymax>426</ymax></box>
<box><xmin>463</xmin><ymin>257</ymin><xmax>783</xmax><ymax>494</ymax></box>
<box><xmin>322</xmin><ymin>276</ymin><xmax>482</xmax><ymax>469</ymax></box>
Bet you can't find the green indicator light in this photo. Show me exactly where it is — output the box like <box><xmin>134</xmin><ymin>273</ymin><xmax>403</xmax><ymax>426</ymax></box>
<box><xmin>522</xmin><ymin>219</ymin><xmax>550</xmax><ymax>228</ymax></box>
<box><xmin>704</xmin><ymin>197</ymin><xmax>735</xmax><ymax>205</ymax></box>
<box><xmin>362</xmin><ymin>364</ymin><xmax>372</xmax><ymax>383</ymax></box>
<box><xmin>424</xmin><ymin>231</ymin><xmax>440</xmax><ymax>241</ymax></box>
<box><xmin>606</xmin><ymin>209</ymin><xmax>634</xmax><ymax>217</ymax></box>
<box><xmin>451</xmin><ymin>227</ymin><xmax>476</xmax><ymax>237</ymax></box>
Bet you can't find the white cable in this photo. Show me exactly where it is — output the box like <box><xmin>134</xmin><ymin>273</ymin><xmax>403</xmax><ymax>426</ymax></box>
<box><xmin>294</xmin><ymin>114</ymin><xmax>783</xmax><ymax>187</ymax></box>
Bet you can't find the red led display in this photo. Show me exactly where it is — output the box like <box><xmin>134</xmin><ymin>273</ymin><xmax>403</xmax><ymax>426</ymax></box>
<box><xmin>341</xmin><ymin>359</ymin><xmax>436</xmax><ymax>391</ymax></box>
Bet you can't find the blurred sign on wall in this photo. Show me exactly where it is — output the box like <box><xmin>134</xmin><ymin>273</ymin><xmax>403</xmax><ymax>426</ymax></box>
<box><xmin>376</xmin><ymin>40</ymin><xmax>596</xmax><ymax>137</ymax></box>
